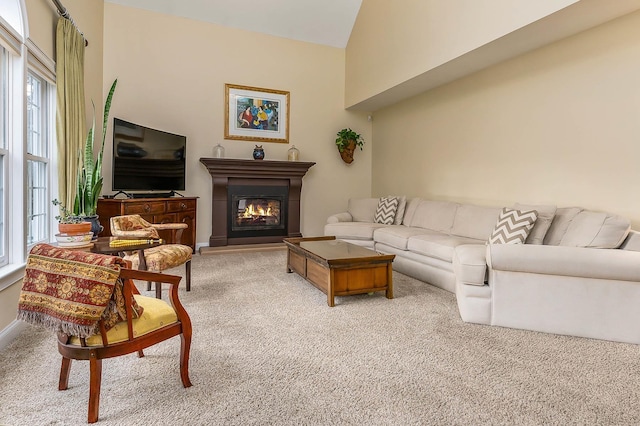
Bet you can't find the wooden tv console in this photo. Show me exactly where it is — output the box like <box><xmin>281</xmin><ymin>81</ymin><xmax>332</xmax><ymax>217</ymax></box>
<box><xmin>96</xmin><ymin>197</ymin><xmax>197</xmax><ymax>252</ymax></box>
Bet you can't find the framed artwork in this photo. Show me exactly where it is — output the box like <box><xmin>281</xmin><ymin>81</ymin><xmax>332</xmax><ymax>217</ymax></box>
<box><xmin>225</xmin><ymin>83</ymin><xmax>290</xmax><ymax>144</ymax></box>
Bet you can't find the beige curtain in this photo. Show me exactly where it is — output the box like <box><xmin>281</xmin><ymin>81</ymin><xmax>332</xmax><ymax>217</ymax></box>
<box><xmin>55</xmin><ymin>17</ymin><xmax>85</xmax><ymax>209</ymax></box>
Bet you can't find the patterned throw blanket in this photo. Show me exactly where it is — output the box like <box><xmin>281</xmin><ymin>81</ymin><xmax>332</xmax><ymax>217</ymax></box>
<box><xmin>17</xmin><ymin>244</ymin><xmax>141</xmax><ymax>339</ymax></box>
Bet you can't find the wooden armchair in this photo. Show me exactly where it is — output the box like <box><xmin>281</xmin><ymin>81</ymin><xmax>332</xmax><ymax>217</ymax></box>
<box><xmin>17</xmin><ymin>244</ymin><xmax>192</xmax><ymax>423</ymax></box>
<box><xmin>110</xmin><ymin>214</ymin><xmax>193</xmax><ymax>296</ymax></box>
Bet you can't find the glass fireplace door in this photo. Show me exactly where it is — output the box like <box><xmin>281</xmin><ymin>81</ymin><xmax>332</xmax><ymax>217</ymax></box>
<box><xmin>231</xmin><ymin>195</ymin><xmax>285</xmax><ymax>232</ymax></box>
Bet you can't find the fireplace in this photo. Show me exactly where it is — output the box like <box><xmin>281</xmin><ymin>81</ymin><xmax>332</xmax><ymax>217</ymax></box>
<box><xmin>228</xmin><ymin>185</ymin><xmax>287</xmax><ymax>238</ymax></box>
<box><xmin>199</xmin><ymin>158</ymin><xmax>315</xmax><ymax>246</ymax></box>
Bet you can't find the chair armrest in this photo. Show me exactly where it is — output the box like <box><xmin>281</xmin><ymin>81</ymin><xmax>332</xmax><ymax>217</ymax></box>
<box><xmin>119</xmin><ymin>268</ymin><xmax>191</xmax><ymax>333</ymax></box>
<box><xmin>150</xmin><ymin>223</ymin><xmax>188</xmax><ymax>231</ymax></box>
<box><xmin>487</xmin><ymin>244</ymin><xmax>640</xmax><ymax>282</ymax></box>
<box><xmin>120</xmin><ymin>267</ymin><xmax>182</xmax><ymax>291</ymax></box>
<box><xmin>150</xmin><ymin>223</ymin><xmax>188</xmax><ymax>244</ymax></box>
<box><xmin>112</xmin><ymin>229</ymin><xmax>156</xmax><ymax>238</ymax></box>
<box><xmin>326</xmin><ymin>212</ymin><xmax>353</xmax><ymax>224</ymax></box>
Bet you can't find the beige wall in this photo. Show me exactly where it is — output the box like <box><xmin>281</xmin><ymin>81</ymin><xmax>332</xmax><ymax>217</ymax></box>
<box><xmin>102</xmin><ymin>3</ymin><xmax>372</xmax><ymax>245</ymax></box>
<box><xmin>371</xmin><ymin>10</ymin><xmax>640</xmax><ymax>228</ymax></box>
<box><xmin>0</xmin><ymin>282</ymin><xmax>21</xmax><ymax>334</ymax></box>
<box><xmin>24</xmin><ymin>0</ymin><xmax>104</xmax><ymax>130</ymax></box>
<box><xmin>346</xmin><ymin>0</ymin><xmax>577</xmax><ymax>108</ymax></box>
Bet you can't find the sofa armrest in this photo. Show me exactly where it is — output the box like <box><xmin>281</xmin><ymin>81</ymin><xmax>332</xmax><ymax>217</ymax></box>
<box><xmin>487</xmin><ymin>244</ymin><xmax>640</xmax><ymax>282</ymax></box>
<box><xmin>453</xmin><ymin>244</ymin><xmax>487</xmax><ymax>286</ymax></box>
<box><xmin>326</xmin><ymin>212</ymin><xmax>353</xmax><ymax>224</ymax></box>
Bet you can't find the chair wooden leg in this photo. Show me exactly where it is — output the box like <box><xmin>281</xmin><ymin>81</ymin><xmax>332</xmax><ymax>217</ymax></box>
<box><xmin>155</xmin><ymin>282</ymin><xmax>162</xmax><ymax>299</ymax></box>
<box><xmin>180</xmin><ymin>332</ymin><xmax>192</xmax><ymax>388</ymax></box>
<box><xmin>88</xmin><ymin>357</ymin><xmax>102</xmax><ymax>424</ymax></box>
<box><xmin>59</xmin><ymin>357</ymin><xmax>71</xmax><ymax>390</ymax></box>
<box><xmin>186</xmin><ymin>260</ymin><xmax>191</xmax><ymax>291</ymax></box>
<box><xmin>146</xmin><ymin>281</ymin><xmax>152</xmax><ymax>291</ymax></box>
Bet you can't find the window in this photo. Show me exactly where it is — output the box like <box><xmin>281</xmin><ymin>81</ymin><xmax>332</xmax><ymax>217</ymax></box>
<box><xmin>26</xmin><ymin>72</ymin><xmax>50</xmax><ymax>246</ymax></box>
<box><xmin>0</xmin><ymin>46</ymin><xmax>8</xmax><ymax>265</ymax></box>
<box><xmin>0</xmin><ymin>0</ymin><xmax>58</xmax><ymax>287</ymax></box>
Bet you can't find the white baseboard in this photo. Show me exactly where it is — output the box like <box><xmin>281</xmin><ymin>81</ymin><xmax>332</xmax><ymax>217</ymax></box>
<box><xmin>0</xmin><ymin>320</ymin><xmax>27</xmax><ymax>350</ymax></box>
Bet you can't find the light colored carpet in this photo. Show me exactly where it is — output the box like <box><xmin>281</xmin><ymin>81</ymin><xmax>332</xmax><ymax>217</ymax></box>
<box><xmin>1</xmin><ymin>250</ymin><xmax>640</xmax><ymax>425</ymax></box>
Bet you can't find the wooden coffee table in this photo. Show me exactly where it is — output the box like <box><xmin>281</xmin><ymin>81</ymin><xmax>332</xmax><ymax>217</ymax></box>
<box><xmin>284</xmin><ymin>236</ymin><xmax>395</xmax><ymax>307</ymax></box>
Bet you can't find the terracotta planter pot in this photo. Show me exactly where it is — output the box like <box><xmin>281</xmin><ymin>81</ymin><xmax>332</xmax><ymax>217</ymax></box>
<box><xmin>58</xmin><ymin>222</ymin><xmax>92</xmax><ymax>235</ymax></box>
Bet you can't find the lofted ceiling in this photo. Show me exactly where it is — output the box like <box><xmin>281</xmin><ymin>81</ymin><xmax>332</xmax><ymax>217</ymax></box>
<box><xmin>104</xmin><ymin>0</ymin><xmax>362</xmax><ymax>48</ymax></box>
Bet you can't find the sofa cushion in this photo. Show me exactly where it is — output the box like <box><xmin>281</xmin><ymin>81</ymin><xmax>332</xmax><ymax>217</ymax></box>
<box><xmin>513</xmin><ymin>203</ymin><xmax>557</xmax><ymax>245</ymax></box>
<box><xmin>401</xmin><ymin>198</ymin><xmax>422</xmax><ymax>226</ymax></box>
<box><xmin>324</xmin><ymin>222</ymin><xmax>387</xmax><ymax>241</ymax></box>
<box><xmin>407</xmin><ymin>200</ymin><xmax>459</xmax><ymax>232</ymax></box>
<box><xmin>347</xmin><ymin>198</ymin><xmax>380</xmax><ymax>222</ymax></box>
<box><xmin>543</xmin><ymin>207</ymin><xmax>583</xmax><ymax>245</ymax></box>
<box><xmin>394</xmin><ymin>196</ymin><xmax>407</xmax><ymax>225</ymax></box>
<box><xmin>373</xmin><ymin>226</ymin><xmax>436</xmax><ymax>250</ymax></box>
<box><xmin>620</xmin><ymin>230</ymin><xmax>640</xmax><ymax>252</ymax></box>
<box><xmin>559</xmin><ymin>210</ymin><xmax>630</xmax><ymax>249</ymax></box>
<box><xmin>451</xmin><ymin>204</ymin><xmax>501</xmax><ymax>240</ymax></box>
<box><xmin>374</xmin><ymin>196</ymin><xmax>399</xmax><ymax>225</ymax></box>
<box><xmin>488</xmin><ymin>208</ymin><xmax>538</xmax><ymax>244</ymax></box>
<box><xmin>408</xmin><ymin>234</ymin><xmax>485</xmax><ymax>263</ymax></box>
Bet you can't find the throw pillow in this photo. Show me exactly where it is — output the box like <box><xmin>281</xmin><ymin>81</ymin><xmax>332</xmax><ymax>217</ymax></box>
<box><xmin>488</xmin><ymin>208</ymin><xmax>538</xmax><ymax>244</ymax></box>
<box><xmin>393</xmin><ymin>196</ymin><xmax>407</xmax><ymax>225</ymax></box>
<box><xmin>513</xmin><ymin>203</ymin><xmax>557</xmax><ymax>245</ymax></box>
<box><xmin>374</xmin><ymin>196</ymin><xmax>399</xmax><ymax>225</ymax></box>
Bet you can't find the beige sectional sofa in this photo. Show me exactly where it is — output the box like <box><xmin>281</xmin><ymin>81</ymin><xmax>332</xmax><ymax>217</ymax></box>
<box><xmin>324</xmin><ymin>197</ymin><xmax>640</xmax><ymax>344</ymax></box>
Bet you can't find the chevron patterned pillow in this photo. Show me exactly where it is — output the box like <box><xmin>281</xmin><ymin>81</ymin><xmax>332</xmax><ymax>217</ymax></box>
<box><xmin>488</xmin><ymin>208</ymin><xmax>538</xmax><ymax>244</ymax></box>
<box><xmin>374</xmin><ymin>197</ymin><xmax>399</xmax><ymax>225</ymax></box>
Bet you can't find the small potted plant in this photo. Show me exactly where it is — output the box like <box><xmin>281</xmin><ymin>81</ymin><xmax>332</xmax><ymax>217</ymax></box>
<box><xmin>52</xmin><ymin>199</ymin><xmax>92</xmax><ymax>235</ymax></box>
<box><xmin>335</xmin><ymin>128</ymin><xmax>364</xmax><ymax>164</ymax></box>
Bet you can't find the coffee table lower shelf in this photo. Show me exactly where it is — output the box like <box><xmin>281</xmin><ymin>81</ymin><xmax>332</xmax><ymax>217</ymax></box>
<box><xmin>284</xmin><ymin>237</ymin><xmax>395</xmax><ymax>307</ymax></box>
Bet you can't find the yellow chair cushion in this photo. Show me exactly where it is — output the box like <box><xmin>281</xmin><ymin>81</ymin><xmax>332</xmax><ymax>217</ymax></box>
<box><xmin>70</xmin><ymin>295</ymin><xmax>178</xmax><ymax>346</ymax></box>
<box><xmin>124</xmin><ymin>244</ymin><xmax>192</xmax><ymax>271</ymax></box>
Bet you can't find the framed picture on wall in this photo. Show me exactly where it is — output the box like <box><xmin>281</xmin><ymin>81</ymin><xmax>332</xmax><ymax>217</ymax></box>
<box><xmin>225</xmin><ymin>84</ymin><xmax>290</xmax><ymax>144</ymax></box>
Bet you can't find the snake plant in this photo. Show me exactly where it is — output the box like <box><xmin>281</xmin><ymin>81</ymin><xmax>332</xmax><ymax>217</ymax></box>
<box><xmin>74</xmin><ymin>79</ymin><xmax>117</xmax><ymax>217</ymax></box>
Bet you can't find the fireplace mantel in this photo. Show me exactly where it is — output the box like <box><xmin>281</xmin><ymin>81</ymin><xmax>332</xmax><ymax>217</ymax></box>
<box><xmin>199</xmin><ymin>158</ymin><xmax>315</xmax><ymax>247</ymax></box>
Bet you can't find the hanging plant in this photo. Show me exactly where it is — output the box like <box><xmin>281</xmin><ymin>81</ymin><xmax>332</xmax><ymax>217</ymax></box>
<box><xmin>335</xmin><ymin>128</ymin><xmax>364</xmax><ymax>164</ymax></box>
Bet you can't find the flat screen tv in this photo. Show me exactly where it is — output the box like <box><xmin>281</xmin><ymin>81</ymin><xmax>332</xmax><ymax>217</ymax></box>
<box><xmin>112</xmin><ymin>118</ymin><xmax>186</xmax><ymax>194</ymax></box>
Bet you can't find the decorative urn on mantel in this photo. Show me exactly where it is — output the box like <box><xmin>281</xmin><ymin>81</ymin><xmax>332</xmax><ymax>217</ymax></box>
<box><xmin>213</xmin><ymin>143</ymin><xmax>225</xmax><ymax>158</ymax></box>
<box><xmin>287</xmin><ymin>145</ymin><xmax>299</xmax><ymax>161</ymax></box>
<box><xmin>252</xmin><ymin>145</ymin><xmax>265</xmax><ymax>160</ymax></box>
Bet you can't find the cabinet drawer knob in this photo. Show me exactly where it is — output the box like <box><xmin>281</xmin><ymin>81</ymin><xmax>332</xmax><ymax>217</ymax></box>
<box><xmin>144</xmin><ymin>204</ymin><xmax>151</xmax><ymax>212</ymax></box>
<box><xmin>180</xmin><ymin>203</ymin><xmax>187</xmax><ymax>209</ymax></box>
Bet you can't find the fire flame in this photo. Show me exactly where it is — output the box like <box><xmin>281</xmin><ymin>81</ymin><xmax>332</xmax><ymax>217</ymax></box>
<box><xmin>241</xmin><ymin>203</ymin><xmax>272</xmax><ymax>218</ymax></box>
